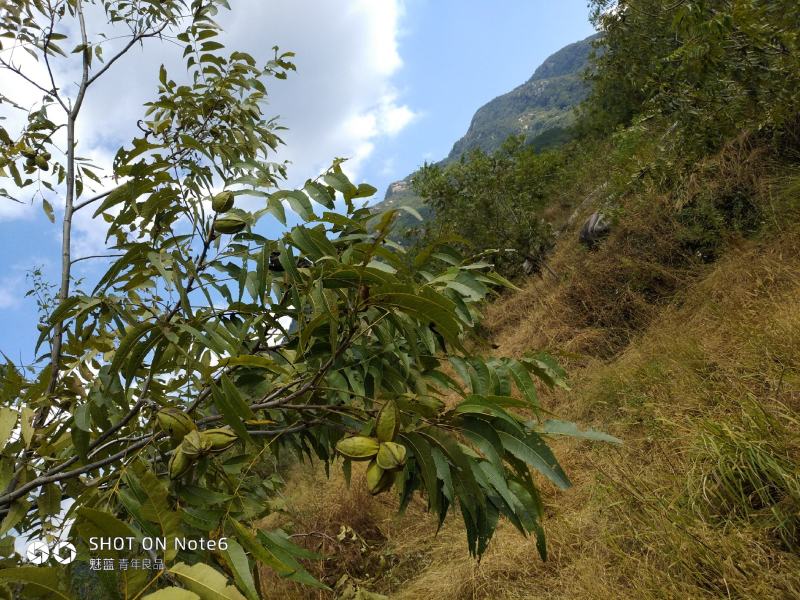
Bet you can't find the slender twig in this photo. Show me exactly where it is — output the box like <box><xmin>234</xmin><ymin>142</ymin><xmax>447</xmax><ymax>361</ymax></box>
<box><xmin>288</xmin><ymin>531</ymin><xmax>339</xmax><ymax>544</ymax></box>
<box><xmin>280</xmin><ymin>404</ymin><xmax>365</xmax><ymax>412</ymax></box>
<box><xmin>16</xmin><ymin>377</ymin><xmax>154</xmax><ymax>486</ymax></box>
<box><xmin>258</xmin><ymin>311</ymin><xmax>389</xmax><ymax>413</ymax></box>
<box><xmin>0</xmin><ymin>435</ymin><xmax>159</xmax><ymax>507</ymax></box>
<box><xmin>42</xmin><ymin>4</ymin><xmax>67</xmax><ymax>112</ymax></box>
<box><xmin>192</xmin><ymin>324</ymin><xmax>363</xmax><ymax>430</ymax></box>
<box><xmin>72</xmin><ymin>141</ymin><xmax>212</xmax><ymax>215</ymax></box>
<box><xmin>0</xmin><ymin>57</ymin><xmax>55</xmax><ymax>98</ymax></box>
<box><xmin>246</xmin><ymin>423</ymin><xmax>315</xmax><ymax>437</ymax></box>
<box><xmin>85</xmin><ymin>22</ymin><xmax>172</xmax><ymax>88</ymax></box>
<box><xmin>0</xmin><ymin>419</ymin><xmax>314</xmax><ymax>509</ymax></box>
<box><xmin>184</xmin><ymin>366</ymin><xmax>232</xmax><ymax>413</ymax></box>
<box><xmin>256</xmin><ymin>345</ymin><xmax>353</xmax><ymax>410</ymax></box>
<box><xmin>0</xmin><ymin>433</ymin><xmax>167</xmax><ymax>504</ymax></box>
<box><xmin>87</xmin><ymin>434</ymin><xmax>151</xmax><ymax>459</ymax></box>
<box><xmin>47</xmin><ymin>0</ymin><xmax>90</xmax><ymax>395</ymax></box>
<box><xmin>71</xmin><ymin>254</ymin><xmax>125</xmax><ymax>264</ymax></box>
<box><xmin>72</xmin><ymin>187</ymin><xmax>116</xmax><ymax>212</ymax></box>
<box><xmin>93</xmin><ymin>376</ymin><xmax>155</xmax><ymax>450</ymax></box>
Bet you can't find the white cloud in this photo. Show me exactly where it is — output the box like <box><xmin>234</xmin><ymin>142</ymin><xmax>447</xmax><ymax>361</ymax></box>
<box><xmin>216</xmin><ymin>0</ymin><xmax>415</xmax><ymax>182</ymax></box>
<box><xmin>0</xmin><ymin>0</ymin><xmax>415</xmax><ymax>253</ymax></box>
<box><xmin>340</xmin><ymin>92</ymin><xmax>416</xmax><ymax>143</ymax></box>
<box><xmin>0</xmin><ymin>278</ymin><xmax>21</xmax><ymax>309</ymax></box>
<box><xmin>380</xmin><ymin>156</ymin><xmax>396</xmax><ymax>177</ymax></box>
<box><xmin>0</xmin><ymin>199</ymin><xmax>36</xmax><ymax>222</ymax></box>
<box><xmin>377</xmin><ymin>94</ymin><xmax>416</xmax><ymax>136</ymax></box>
<box><xmin>0</xmin><ymin>259</ymin><xmax>49</xmax><ymax>309</ymax></box>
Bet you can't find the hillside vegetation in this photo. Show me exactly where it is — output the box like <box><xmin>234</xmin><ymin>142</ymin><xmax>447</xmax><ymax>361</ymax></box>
<box><xmin>263</xmin><ymin>1</ymin><xmax>800</xmax><ymax>598</ymax></box>
<box><xmin>268</xmin><ymin>177</ymin><xmax>800</xmax><ymax>598</ymax></box>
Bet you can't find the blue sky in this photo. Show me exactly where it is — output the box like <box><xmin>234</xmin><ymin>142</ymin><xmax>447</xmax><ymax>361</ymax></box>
<box><xmin>0</xmin><ymin>1</ymin><xmax>594</xmax><ymax>365</ymax></box>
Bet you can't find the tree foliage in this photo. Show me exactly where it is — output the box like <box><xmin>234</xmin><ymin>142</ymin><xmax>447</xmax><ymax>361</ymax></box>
<box><xmin>583</xmin><ymin>0</ymin><xmax>800</xmax><ymax>150</ymax></box>
<box><xmin>411</xmin><ymin>137</ymin><xmax>562</xmax><ymax>277</ymax></box>
<box><xmin>0</xmin><ymin>2</ymin><xmax>607</xmax><ymax>597</ymax></box>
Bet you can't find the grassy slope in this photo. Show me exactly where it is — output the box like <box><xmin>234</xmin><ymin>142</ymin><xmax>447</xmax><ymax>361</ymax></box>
<box><xmin>261</xmin><ymin>140</ymin><xmax>800</xmax><ymax>599</ymax></box>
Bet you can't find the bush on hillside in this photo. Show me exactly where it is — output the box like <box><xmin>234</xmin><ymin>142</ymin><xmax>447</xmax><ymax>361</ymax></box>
<box><xmin>411</xmin><ymin>137</ymin><xmax>563</xmax><ymax>277</ymax></box>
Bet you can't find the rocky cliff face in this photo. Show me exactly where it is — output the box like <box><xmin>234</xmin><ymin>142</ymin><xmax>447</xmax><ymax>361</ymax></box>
<box><xmin>384</xmin><ymin>180</ymin><xmax>411</xmax><ymax>201</ymax></box>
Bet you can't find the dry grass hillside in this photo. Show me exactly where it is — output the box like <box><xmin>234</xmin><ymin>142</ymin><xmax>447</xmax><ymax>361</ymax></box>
<box><xmin>257</xmin><ymin>148</ymin><xmax>800</xmax><ymax>599</ymax></box>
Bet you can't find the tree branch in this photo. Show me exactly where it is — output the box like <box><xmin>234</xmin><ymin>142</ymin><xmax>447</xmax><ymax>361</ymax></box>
<box><xmin>0</xmin><ymin>435</ymin><xmax>158</xmax><ymax>507</ymax></box>
<box><xmin>72</xmin><ymin>186</ymin><xmax>116</xmax><ymax>212</ymax></box>
<box><xmin>0</xmin><ymin>57</ymin><xmax>55</xmax><ymax>98</ymax></box>
<box><xmin>71</xmin><ymin>253</ymin><xmax>125</xmax><ymax>264</ymax></box>
<box><xmin>85</xmin><ymin>21</ymin><xmax>172</xmax><ymax>88</ymax></box>
<box><xmin>42</xmin><ymin>3</ymin><xmax>67</xmax><ymax>112</ymax></box>
<box><xmin>46</xmin><ymin>0</ymin><xmax>90</xmax><ymax>395</ymax></box>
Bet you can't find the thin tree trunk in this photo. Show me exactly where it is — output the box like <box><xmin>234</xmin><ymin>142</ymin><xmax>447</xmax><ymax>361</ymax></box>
<box><xmin>46</xmin><ymin>0</ymin><xmax>89</xmax><ymax>396</ymax></box>
<box><xmin>46</xmin><ymin>117</ymin><xmax>75</xmax><ymax>395</ymax></box>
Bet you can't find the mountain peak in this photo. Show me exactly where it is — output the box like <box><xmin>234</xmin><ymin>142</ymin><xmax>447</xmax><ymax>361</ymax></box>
<box><xmin>528</xmin><ymin>33</ymin><xmax>602</xmax><ymax>83</ymax></box>
<box><xmin>373</xmin><ymin>34</ymin><xmax>600</xmax><ymax>226</ymax></box>
<box><xmin>446</xmin><ymin>33</ymin><xmax>598</xmax><ymax>161</ymax></box>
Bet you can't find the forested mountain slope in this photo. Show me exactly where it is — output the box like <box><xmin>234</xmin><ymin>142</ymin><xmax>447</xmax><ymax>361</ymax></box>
<box><xmin>372</xmin><ymin>34</ymin><xmax>598</xmax><ymax>227</ymax></box>
<box><xmin>446</xmin><ymin>33</ymin><xmax>598</xmax><ymax>160</ymax></box>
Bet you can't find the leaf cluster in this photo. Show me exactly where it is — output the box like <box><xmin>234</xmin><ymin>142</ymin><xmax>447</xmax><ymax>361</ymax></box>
<box><xmin>581</xmin><ymin>0</ymin><xmax>800</xmax><ymax>154</ymax></box>
<box><xmin>409</xmin><ymin>136</ymin><xmax>563</xmax><ymax>277</ymax></box>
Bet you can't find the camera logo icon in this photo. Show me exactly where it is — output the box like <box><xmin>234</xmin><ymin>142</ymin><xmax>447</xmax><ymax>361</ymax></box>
<box><xmin>25</xmin><ymin>541</ymin><xmax>49</xmax><ymax>565</ymax></box>
<box><xmin>25</xmin><ymin>540</ymin><xmax>76</xmax><ymax>565</ymax></box>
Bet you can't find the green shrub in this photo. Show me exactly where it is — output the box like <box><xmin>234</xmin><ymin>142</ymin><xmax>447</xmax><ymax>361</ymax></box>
<box><xmin>411</xmin><ymin>136</ymin><xmax>563</xmax><ymax>276</ymax></box>
<box><xmin>583</xmin><ymin>0</ymin><xmax>800</xmax><ymax>155</ymax></box>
